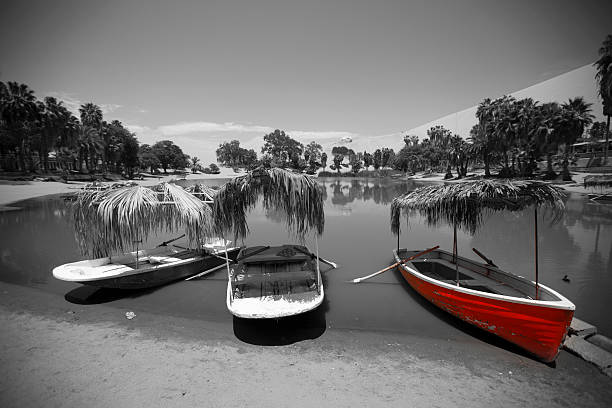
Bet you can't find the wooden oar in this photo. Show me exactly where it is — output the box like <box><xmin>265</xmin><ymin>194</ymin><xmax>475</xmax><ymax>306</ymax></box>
<box><xmin>317</xmin><ymin>257</ymin><xmax>338</xmax><ymax>269</ymax></box>
<box><xmin>236</xmin><ymin>246</ymin><xmax>270</xmax><ymax>262</ymax></box>
<box><xmin>472</xmin><ymin>247</ymin><xmax>497</xmax><ymax>267</ymax></box>
<box><xmin>350</xmin><ymin>246</ymin><xmax>439</xmax><ymax>284</ymax></box>
<box><xmin>185</xmin><ymin>263</ymin><xmax>228</xmax><ymax>281</ymax></box>
<box><xmin>157</xmin><ymin>234</ymin><xmax>186</xmax><ymax>247</ymax></box>
<box><xmin>292</xmin><ymin>245</ymin><xmax>339</xmax><ymax>269</ymax></box>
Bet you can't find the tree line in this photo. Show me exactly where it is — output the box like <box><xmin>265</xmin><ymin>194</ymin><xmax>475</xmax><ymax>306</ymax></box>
<box><xmin>0</xmin><ymin>81</ymin><xmax>195</xmax><ymax>178</ymax></box>
<box><xmin>217</xmin><ymin>34</ymin><xmax>611</xmax><ymax>181</ymax></box>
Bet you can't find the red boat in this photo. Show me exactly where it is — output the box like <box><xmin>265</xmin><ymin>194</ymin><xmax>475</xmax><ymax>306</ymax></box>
<box><xmin>393</xmin><ymin>248</ymin><xmax>575</xmax><ymax>362</ymax></box>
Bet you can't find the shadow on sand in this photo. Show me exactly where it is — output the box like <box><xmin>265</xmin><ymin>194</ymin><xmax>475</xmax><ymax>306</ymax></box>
<box><xmin>232</xmin><ymin>307</ymin><xmax>327</xmax><ymax>346</ymax></box>
<box><xmin>233</xmin><ymin>273</ymin><xmax>331</xmax><ymax>346</ymax></box>
<box><xmin>64</xmin><ymin>285</ymin><xmax>160</xmax><ymax>305</ymax></box>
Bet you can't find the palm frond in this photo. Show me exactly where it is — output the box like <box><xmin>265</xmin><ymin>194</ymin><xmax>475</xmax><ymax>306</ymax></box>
<box><xmin>72</xmin><ymin>182</ymin><xmax>214</xmax><ymax>257</ymax></box>
<box><xmin>213</xmin><ymin>167</ymin><xmax>324</xmax><ymax>240</ymax></box>
<box><xmin>391</xmin><ymin>180</ymin><xmax>566</xmax><ymax>235</ymax></box>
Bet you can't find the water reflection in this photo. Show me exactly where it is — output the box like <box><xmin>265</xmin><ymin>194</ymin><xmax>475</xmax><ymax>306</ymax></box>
<box><xmin>319</xmin><ymin>178</ymin><xmax>422</xmax><ymax>208</ymax></box>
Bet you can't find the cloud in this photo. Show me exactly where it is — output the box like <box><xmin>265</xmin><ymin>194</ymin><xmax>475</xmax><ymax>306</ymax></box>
<box><xmin>46</xmin><ymin>92</ymin><xmax>82</xmax><ymax>116</ymax></box>
<box><xmin>99</xmin><ymin>103</ymin><xmax>123</xmax><ymax>115</ymax></box>
<box><xmin>124</xmin><ymin>124</ymin><xmax>152</xmax><ymax>134</ymax></box>
<box><xmin>154</xmin><ymin>121</ymin><xmax>360</xmax><ymax>144</ymax></box>
<box><xmin>157</xmin><ymin>121</ymin><xmax>275</xmax><ymax>136</ymax></box>
<box><xmin>45</xmin><ymin>91</ymin><xmax>122</xmax><ymax>116</ymax></box>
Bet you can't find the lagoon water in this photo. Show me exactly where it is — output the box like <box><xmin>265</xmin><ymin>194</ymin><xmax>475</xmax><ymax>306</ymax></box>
<box><xmin>1</xmin><ymin>177</ymin><xmax>611</xmax><ymax>343</ymax></box>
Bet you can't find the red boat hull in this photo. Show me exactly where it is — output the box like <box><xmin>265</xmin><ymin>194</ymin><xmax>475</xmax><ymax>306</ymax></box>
<box><xmin>398</xmin><ymin>264</ymin><xmax>574</xmax><ymax>362</ymax></box>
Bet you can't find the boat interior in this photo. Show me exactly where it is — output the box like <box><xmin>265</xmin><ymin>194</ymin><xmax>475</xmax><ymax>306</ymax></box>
<box><xmin>232</xmin><ymin>246</ymin><xmax>319</xmax><ymax>299</ymax></box>
<box><xmin>397</xmin><ymin>248</ymin><xmax>559</xmax><ymax>301</ymax></box>
<box><xmin>233</xmin><ymin>261</ymin><xmax>318</xmax><ymax>299</ymax></box>
<box><xmin>120</xmin><ymin>246</ymin><xmax>197</xmax><ymax>269</ymax></box>
<box><xmin>79</xmin><ymin>246</ymin><xmax>195</xmax><ymax>271</ymax></box>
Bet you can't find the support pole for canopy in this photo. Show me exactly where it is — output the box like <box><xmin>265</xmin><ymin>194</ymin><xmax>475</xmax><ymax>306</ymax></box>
<box><xmin>135</xmin><ymin>239</ymin><xmax>140</xmax><ymax>269</ymax></box>
<box><xmin>225</xmin><ymin>240</ymin><xmax>232</xmax><ymax>304</ymax></box>
<box><xmin>397</xmin><ymin>230</ymin><xmax>400</xmax><ymax>253</ymax></box>
<box><xmin>453</xmin><ymin>224</ymin><xmax>459</xmax><ymax>286</ymax></box>
<box><xmin>315</xmin><ymin>232</ymin><xmax>321</xmax><ymax>294</ymax></box>
<box><xmin>534</xmin><ymin>207</ymin><xmax>539</xmax><ymax>300</ymax></box>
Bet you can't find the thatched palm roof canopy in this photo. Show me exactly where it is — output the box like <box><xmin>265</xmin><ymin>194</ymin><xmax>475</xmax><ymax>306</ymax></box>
<box><xmin>73</xmin><ymin>182</ymin><xmax>215</xmax><ymax>257</ymax></box>
<box><xmin>185</xmin><ymin>183</ymin><xmax>218</xmax><ymax>202</ymax></box>
<box><xmin>391</xmin><ymin>180</ymin><xmax>566</xmax><ymax>235</ymax></box>
<box><xmin>213</xmin><ymin>167</ymin><xmax>325</xmax><ymax>240</ymax></box>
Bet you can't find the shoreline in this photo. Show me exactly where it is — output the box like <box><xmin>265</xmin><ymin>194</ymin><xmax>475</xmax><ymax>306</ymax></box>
<box><xmin>1</xmin><ymin>169</ymin><xmax>609</xmax><ymax>208</ymax></box>
<box><xmin>1</xmin><ymin>280</ymin><xmax>611</xmax><ymax>407</ymax></box>
<box><xmin>0</xmin><ymin>169</ymin><xmax>242</xmax><ymax>207</ymax></box>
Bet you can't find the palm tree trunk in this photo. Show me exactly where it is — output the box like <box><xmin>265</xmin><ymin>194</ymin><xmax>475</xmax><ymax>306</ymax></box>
<box><xmin>561</xmin><ymin>156</ymin><xmax>571</xmax><ymax>181</ymax></box>
<box><xmin>605</xmin><ymin>115</ymin><xmax>610</xmax><ymax>165</ymax></box>
<box><xmin>546</xmin><ymin>153</ymin><xmax>554</xmax><ymax>176</ymax></box>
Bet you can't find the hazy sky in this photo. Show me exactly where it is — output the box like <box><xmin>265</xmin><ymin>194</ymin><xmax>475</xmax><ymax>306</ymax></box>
<box><xmin>1</xmin><ymin>0</ymin><xmax>610</xmax><ymax>163</ymax></box>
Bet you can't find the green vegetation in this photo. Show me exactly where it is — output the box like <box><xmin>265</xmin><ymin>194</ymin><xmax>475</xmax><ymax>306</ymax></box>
<box><xmin>0</xmin><ymin>81</ymin><xmax>191</xmax><ymax>178</ymax></box>
<box><xmin>215</xmin><ymin>140</ymin><xmax>257</xmax><ymax>169</ymax></box>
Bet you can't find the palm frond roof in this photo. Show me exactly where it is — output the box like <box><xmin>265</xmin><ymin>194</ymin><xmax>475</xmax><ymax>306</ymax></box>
<box><xmin>213</xmin><ymin>167</ymin><xmax>324</xmax><ymax>240</ymax></box>
<box><xmin>391</xmin><ymin>180</ymin><xmax>565</xmax><ymax>235</ymax></box>
<box><xmin>72</xmin><ymin>182</ymin><xmax>214</xmax><ymax>257</ymax></box>
<box><xmin>185</xmin><ymin>183</ymin><xmax>218</xmax><ymax>202</ymax></box>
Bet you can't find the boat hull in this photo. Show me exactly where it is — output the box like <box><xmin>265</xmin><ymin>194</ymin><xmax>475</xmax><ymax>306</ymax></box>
<box><xmin>54</xmin><ymin>248</ymin><xmax>240</xmax><ymax>290</ymax></box>
<box><xmin>394</xmin><ymin>250</ymin><xmax>574</xmax><ymax>362</ymax></box>
<box><xmin>227</xmin><ymin>284</ymin><xmax>324</xmax><ymax>319</ymax></box>
<box><xmin>226</xmin><ymin>245</ymin><xmax>324</xmax><ymax>319</ymax></box>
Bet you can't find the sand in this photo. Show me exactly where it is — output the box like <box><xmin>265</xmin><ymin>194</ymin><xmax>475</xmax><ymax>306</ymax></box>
<box><xmin>1</xmin><ymin>169</ymin><xmax>608</xmax><ymax>208</ymax></box>
<box><xmin>0</xmin><ymin>169</ymin><xmax>242</xmax><ymax>207</ymax></box>
<box><xmin>1</xmin><ymin>281</ymin><xmax>611</xmax><ymax>408</ymax></box>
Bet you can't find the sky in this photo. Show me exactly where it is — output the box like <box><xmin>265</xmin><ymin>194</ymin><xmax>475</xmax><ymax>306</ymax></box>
<box><xmin>1</xmin><ymin>0</ymin><xmax>611</xmax><ymax>163</ymax></box>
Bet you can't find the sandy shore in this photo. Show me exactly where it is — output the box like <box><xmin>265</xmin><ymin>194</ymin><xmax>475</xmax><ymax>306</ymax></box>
<box><xmin>0</xmin><ymin>169</ymin><xmax>242</xmax><ymax>207</ymax></box>
<box><xmin>1</xmin><ymin>167</ymin><xmax>610</xmax><ymax>207</ymax></box>
<box><xmin>1</xmin><ymin>281</ymin><xmax>610</xmax><ymax>408</ymax></box>
<box><xmin>405</xmin><ymin>170</ymin><xmax>612</xmax><ymax>195</ymax></box>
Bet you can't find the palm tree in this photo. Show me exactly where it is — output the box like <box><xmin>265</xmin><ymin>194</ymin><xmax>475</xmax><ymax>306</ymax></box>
<box><xmin>0</xmin><ymin>81</ymin><xmax>39</xmax><ymax>171</ymax></box>
<box><xmin>77</xmin><ymin>125</ymin><xmax>104</xmax><ymax>172</ymax></box>
<box><xmin>79</xmin><ymin>102</ymin><xmax>102</xmax><ymax>127</ymax></box>
<box><xmin>475</xmin><ymin>99</ymin><xmax>495</xmax><ymax>176</ymax></box>
<box><xmin>38</xmin><ymin>97</ymin><xmax>74</xmax><ymax>172</ymax></box>
<box><xmin>427</xmin><ymin>125</ymin><xmax>453</xmax><ymax>178</ymax></box>
<box><xmin>190</xmin><ymin>156</ymin><xmax>201</xmax><ymax>173</ymax></box>
<box><xmin>449</xmin><ymin>134</ymin><xmax>469</xmax><ymax>178</ymax></box>
<box><xmin>533</xmin><ymin>102</ymin><xmax>563</xmax><ymax>179</ymax></box>
<box><xmin>559</xmin><ymin>97</ymin><xmax>594</xmax><ymax>180</ymax></box>
<box><xmin>594</xmin><ymin>34</ymin><xmax>612</xmax><ymax>164</ymax></box>
<box><xmin>79</xmin><ymin>103</ymin><xmax>105</xmax><ymax>170</ymax></box>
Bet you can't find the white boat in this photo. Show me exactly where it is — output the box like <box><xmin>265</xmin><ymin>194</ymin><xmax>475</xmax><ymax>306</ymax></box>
<box><xmin>53</xmin><ymin>241</ymin><xmax>240</xmax><ymax>289</ymax></box>
<box><xmin>226</xmin><ymin>245</ymin><xmax>324</xmax><ymax>318</ymax></box>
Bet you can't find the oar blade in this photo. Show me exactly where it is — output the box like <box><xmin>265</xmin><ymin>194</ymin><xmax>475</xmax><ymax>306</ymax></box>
<box><xmin>349</xmin><ymin>245</ymin><xmax>439</xmax><ymax>284</ymax></box>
